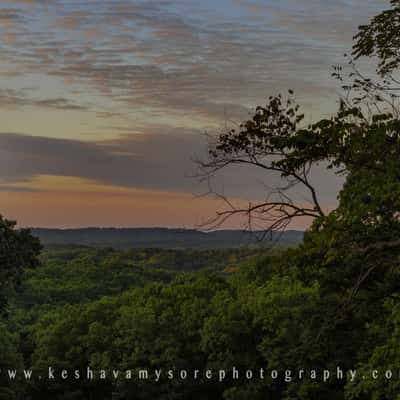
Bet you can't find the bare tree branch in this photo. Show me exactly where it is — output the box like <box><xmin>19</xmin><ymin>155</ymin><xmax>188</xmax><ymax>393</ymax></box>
<box><xmin>194</xmin><ymin>94</ymin><xmax>327</xmax><ymax>239</ymax></box>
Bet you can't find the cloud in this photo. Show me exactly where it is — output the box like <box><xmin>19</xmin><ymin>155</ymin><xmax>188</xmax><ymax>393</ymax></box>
<box><xmin>0</xmin><ymin>130</ymin><xmax>343</xmax><ymax>205</ymax></box>
<box><xmin>0</xmin><ymin>0</ymin><xmax>385</xmax><ymax>123</ymax></box>
<box><xmin>0</xmin><ymin>89</ymin><xmax>87</xmax><ymax>110</ymax></box>
<box><xmin>34</xmin><ymin>97</ymin><xmax>88</xmax><ymax>111</ymax></box>
<box><xmin>0</xmin><ymin>131</ymin><xmax>204</xmax><ymax>193</ymax></box>
<box><xmin>0</xmin><ymin>8</ymin><xmax>23</xmax><ymax>24</ymax></box>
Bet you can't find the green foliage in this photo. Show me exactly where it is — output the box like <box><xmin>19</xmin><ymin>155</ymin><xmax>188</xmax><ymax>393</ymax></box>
<box><xmin>0</xmin><ymin>215</ymin><xmax>41</xmax><ymax>399</ymax></box>
<box><xmin>345</xmin><ymin>297</ymin><xmax>400</xmax><ymax>399</ymax></box>
<box><xmin>18</xmin><ymin>249</ymin><xmax>173</xmax><ymax>307</ymax></box>
<box><xmin>0</xmin><ymin>215</ymin><xmax>41</xmax><ymax>308</ymax></box>
<box><xmin>353</xmin><ymin>0</ymin><xmax>400</xmax><ymax>75</ymax></box>
<box><xmin>3</xmin><ymin>231</ymin><xmax>400</xmax><ymax>399</ymax></box>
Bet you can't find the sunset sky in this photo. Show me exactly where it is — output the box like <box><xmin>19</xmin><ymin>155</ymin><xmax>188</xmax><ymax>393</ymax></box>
<box><xmin>0</xmin><ymin>0</ymin><xmax>383</xmax><ymax>228</ymax></box>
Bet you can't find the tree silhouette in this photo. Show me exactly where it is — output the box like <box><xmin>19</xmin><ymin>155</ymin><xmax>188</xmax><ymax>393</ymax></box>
<box><xmin>198</xmin><ymin>92</ymin><xmax>326</xmax><ymax>237</ymax></box>
<box><xmin>199</xmin><ymin>0</ymin><xmax>400</xmax><ymax>243</ymax></box>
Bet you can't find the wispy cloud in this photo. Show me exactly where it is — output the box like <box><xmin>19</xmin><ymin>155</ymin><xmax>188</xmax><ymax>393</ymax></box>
<box><xmin>0</xmin><ymin>0</ymin><xmax>385</xmax><ymax>123</ymax></box>
<box><xmin>0</xmin><ymin>88</ymin><xmax>88</xmax><ymax>110</ymax></box>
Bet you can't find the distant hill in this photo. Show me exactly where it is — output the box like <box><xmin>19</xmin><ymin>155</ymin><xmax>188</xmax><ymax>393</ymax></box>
<box><xmin>30</xmin><ymin>227</ymin><xmax>304</xmax><ymax>249</ymax></box>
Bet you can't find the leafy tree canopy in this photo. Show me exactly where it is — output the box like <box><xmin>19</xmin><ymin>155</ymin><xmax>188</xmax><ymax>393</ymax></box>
<box><xmin>0</xmin><ymin>215</ymin><xmax>41</xmax><ymax>309</ymax></box>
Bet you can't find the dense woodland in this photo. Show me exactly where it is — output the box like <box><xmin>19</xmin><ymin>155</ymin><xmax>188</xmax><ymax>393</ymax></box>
<box><xmin>3</xmin><ymin>1</ymin><xmax>400</xmax><ymax>399</ymax></box>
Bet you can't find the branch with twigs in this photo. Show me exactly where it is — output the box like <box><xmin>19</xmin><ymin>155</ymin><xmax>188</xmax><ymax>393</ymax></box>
<box><xmin>195</xmin><ymin>139</ymin><xmax>325</xmax><ymax>239</ymax></box>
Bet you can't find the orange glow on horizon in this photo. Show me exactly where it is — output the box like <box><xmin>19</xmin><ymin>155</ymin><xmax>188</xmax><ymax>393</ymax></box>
<box><xmin>0</xmin><ymin>176</ymin><xmax>316</xmax><ymax>230</ymax></box>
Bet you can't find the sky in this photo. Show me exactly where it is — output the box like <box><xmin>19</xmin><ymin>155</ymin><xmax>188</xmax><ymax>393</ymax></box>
<box><xmin>0</xmin><ymin>0</ymin><xmax>385</xmax><ymax>229</ymax></box>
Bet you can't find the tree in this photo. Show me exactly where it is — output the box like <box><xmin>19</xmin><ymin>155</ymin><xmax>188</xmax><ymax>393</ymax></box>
<box><xmin>199</xmin><ymin>0</ymin><xmax>400</xmax><ymax>249</ymax></box>
<box><xmin>198</xmin><ymin>92</ymin><xmax>326</xmax><ymax>236</ymax></box>
<box><xmin>197</xmin><ymin>7</ymin><xmax>400</xmax><ymax>393</ymax></box>
<box><xmin>353</xmin><ymin>0</ymin><xmax>400</xmax><ymax>76</ymax></box>
<box><xmin>0</xmin><ymin>215</ymin><xmax>42</xmax><ymax>309</ymax></box>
